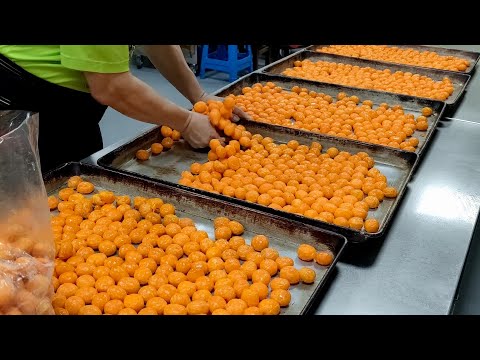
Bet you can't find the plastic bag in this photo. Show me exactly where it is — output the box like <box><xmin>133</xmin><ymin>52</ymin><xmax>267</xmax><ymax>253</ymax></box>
<box><xmin>0</xmin><ymin>110</ymin><xmax>54</xmax><ymax>315</ymax></box>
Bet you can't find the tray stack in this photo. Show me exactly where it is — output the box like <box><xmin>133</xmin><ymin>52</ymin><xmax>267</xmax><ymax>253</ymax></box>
<box><xmin>68</xmin><ymin>45</ymin><xmax>478</xmax><ymax>312</ymax></box>
<box><xmin>45</xmin><ymin>162</ymin><xmax>347</xmax><ymax>315</ymax></box>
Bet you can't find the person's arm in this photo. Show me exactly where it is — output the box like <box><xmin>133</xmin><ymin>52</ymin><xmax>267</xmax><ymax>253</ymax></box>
<box><xmin>84</xmin><ymin>71</ymin><xmax>220</xmax><ymax>148</ymax></box>
<box><xmin>143</xmin><ymin>45</ymin><xmax>252</xmax><ymax>121</ymax></box>
<box><xmin>143</xmin><ymin>45</ymin><xmax>205</xmax><ymax>105</ymax></box>
<box><xmin>59</xmin><ymin>45</ymin><xmax>219</xmax><ymax>148</ymax></box>
<box><xmin>85</xmin><ymin>71</ymin><xmax>191</xmax><ymax>131</ymax></box>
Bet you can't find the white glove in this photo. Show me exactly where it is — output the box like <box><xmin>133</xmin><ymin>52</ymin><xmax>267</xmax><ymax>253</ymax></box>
<box><xmin>181</xmin><ymin>111</ymin><xmax>222</xmax><ymax>149</ymax></box>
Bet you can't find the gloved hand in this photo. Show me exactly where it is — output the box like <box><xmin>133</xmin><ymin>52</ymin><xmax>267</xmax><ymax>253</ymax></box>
<box><xmin>199</xmin><ymin>92</ymin><xmax>252</xmax><ymax>122</ymax></box>
<box><xmin>181</xmin><ymin>111</ymin><xmax>223</xmax><ymax>149</ymax></box>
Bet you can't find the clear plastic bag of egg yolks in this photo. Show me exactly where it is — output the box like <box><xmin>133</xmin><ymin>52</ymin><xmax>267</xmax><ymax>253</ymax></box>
<box><xmin>0</xmin><ymin>110</ymin><xmax>54</xmax><ymax>315</ymax></box>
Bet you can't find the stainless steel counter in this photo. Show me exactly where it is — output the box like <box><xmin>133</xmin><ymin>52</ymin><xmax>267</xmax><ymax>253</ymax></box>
<box><xmin>316</xmin><ymin>118</ymin><xmax>480</xmax><ymax>314</ymax></box>
<box><xmin>82</xmin><ymin>45</ymin><xmax>480</xmax><ymax>314</ymax></box>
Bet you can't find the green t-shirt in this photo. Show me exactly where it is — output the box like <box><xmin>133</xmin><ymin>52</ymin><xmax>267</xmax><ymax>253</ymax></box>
<box><xmin>0</xmin><ymin>45</ymin><xmax>130</xmax><ymax>93</ymax></box>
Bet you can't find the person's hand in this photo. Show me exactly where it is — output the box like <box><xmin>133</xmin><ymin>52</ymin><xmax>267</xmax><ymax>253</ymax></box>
<box><xmin>199</xmin><ymin>92</ymin><xmax>252</xmax><ymax>122</ymax></box>
<box><xmin>181</xmin><ymin>111</ymin><xmax>223</xmax><ymax>149</ymax></box>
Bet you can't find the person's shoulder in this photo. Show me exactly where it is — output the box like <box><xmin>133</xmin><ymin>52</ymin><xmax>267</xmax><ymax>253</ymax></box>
<box><xmin>60</xmin><ymin>46</ymin><xmax>130</xmax><ymax>73</ymax></box>
<box><xmin>0</xmin><ymin>45</ymin><xmax>61</xmax><ymax>62</ymax></box>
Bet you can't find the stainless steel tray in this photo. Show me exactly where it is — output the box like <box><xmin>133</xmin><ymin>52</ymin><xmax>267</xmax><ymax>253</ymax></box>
<box><xmin>97</xmin><ymin>122</ymin><xmax>418</xmax><ymax>244</ymax></box>
<box><xmin>212</xmin><ymin>72</ymin><xmax>446</xmax><ymax>158</ymax></box>
<box><xmin>309</xmin><ymin>45</ymin><xmax>480</xmax><ymax>75</ymax></box>
<box><xmin>260</xmin><ymin>49</ymin><xmax>471</xmax><ymax>106</ymax></box>
<box><xmin>44</xmin><ymin>162</ymin><xmax>346</xmax><ymax>315</ymax></box>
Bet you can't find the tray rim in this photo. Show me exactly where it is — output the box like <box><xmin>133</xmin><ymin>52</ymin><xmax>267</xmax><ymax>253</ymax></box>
<box><xmin>259</xmin><ymin>48</ymin><xmax>471</xmax><ymax>106</ymax></box>
<box><xmin>307</xmin><ymin>44</ymin><xmax>480</xmax><ymax>75</ymax></box>
<box><xmin>210</xmin><ymin>71</ymin><xmax>447</xmax><ymax>158</ymax></box>
<box><xmin>95</xmin><ymin>122</ymin><xmax>419</xmax><ymax>244</ymax></box>
<box><xmin>44</xmin><ymin>161</ymin><xmax>348</xmax><ymax>315</ymax></box>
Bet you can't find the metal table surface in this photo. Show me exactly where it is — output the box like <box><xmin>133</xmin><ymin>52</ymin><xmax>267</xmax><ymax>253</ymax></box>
<box><xmin>316</xmin><ymin>118</ymin><xmax>480</xmax><ymax>314</ymax></box>
<box><xmin>82</xmin><ymin>46</ymin><xmax>480</xmax><ymax>314</ymax></box>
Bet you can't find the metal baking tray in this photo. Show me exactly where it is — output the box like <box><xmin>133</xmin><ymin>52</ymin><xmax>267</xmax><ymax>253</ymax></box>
<box><xmin>309</xmin><ymin>45</ymin><xmax>480</xmax><ymax>75</ymax></box>
<box><xmin>212</xmin><ymin>72</ymin><xmax>446</xmax><ymax>158</ymax></box>
<box><xmin>97</xmin><ymin>121</ymin><xmax>418</xmax><ymax>244</ymax></box>
<box><xmin>260</xmin><ymin>50</ymin><xmax>471</xmax><ymax>106</ymax></box>
<box><xmin>44</xmin><ymin>162</ymin><xmax>346</xmax><ymax>315</ymax></box>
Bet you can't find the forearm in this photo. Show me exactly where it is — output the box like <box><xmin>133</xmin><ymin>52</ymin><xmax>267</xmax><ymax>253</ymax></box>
<box><xmin>143</xmin><ymin>45</ymin><xmax>205</xmax><ymax>105</ymax></box>
<box><xmin>85</xmin><ymin>71</ymin><xmax>191</xmax><ymax>132</ymax></box>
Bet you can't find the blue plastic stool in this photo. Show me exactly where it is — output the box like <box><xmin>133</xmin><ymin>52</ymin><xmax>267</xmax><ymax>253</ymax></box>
<box><xmin>199</xmin><ymin>45</ymin><xmax>253</xmax><ymax>82</ymax></box>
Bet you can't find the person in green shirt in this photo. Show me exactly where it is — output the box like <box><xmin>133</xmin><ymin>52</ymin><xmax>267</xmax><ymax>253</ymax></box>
<box><xmin>0</xmin><ymin>45</ymin><xmax>246</xmax><ymax>172</ymax></box>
